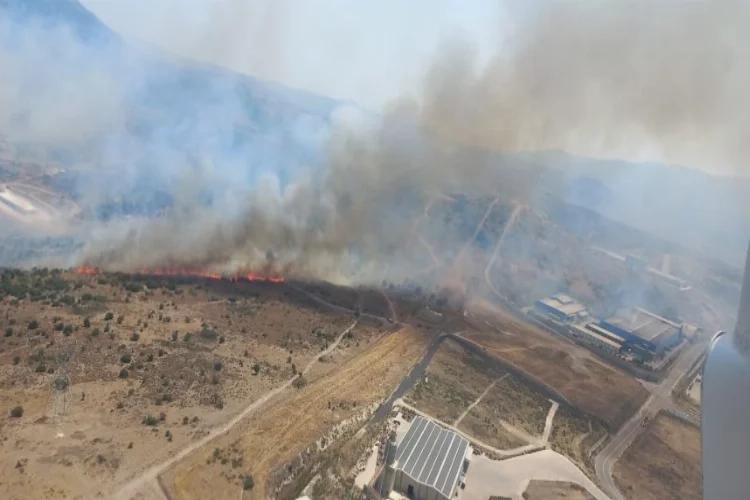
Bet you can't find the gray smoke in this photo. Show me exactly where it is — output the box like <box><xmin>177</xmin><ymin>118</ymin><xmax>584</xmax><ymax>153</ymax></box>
<box><xmin>2</xmin><ymin>1</ymin><xmax>750</xmax><ymax>283</ymax></box>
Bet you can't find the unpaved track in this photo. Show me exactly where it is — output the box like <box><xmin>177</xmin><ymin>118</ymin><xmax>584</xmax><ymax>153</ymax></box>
<box><xmin>113</xmin><ymin>321</ymin><xmax>358</xmax><ymax>500</ymax></box>
<box><xmin>484</xmin><ymin>203</ymin><xmax>522</xmax><ymax>298</ymax></box>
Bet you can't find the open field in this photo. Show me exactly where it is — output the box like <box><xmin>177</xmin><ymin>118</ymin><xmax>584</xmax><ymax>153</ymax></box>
<box><xmin>405</xmin><ymin>338</ymin><xmax>503</xmax><ymax>423</ymax></box>
<box><xmin>613</xmin><ymin>413</ymin><xmax>701</xmax><ymax>500</ymax></box>
<box><xmin>0</xmin><ymin>269</ymin><xmax>386</xmax><ymax>499</ymax></box>
<box><xmin>405</xmin><ymin>338</ymin><xmax>552</xmax><ymax>450</ymax></box>
<box><xmin>456</xmin><ymin>395</ymin><xmax>527</xmax><ymax>450</ymax></box>
<box><xmin>548</xmin><ymin>406</ymin><xmax>607</xmax><ymax>478</ymax></box>
<box><xmin>462</xmin><ymin>319</ymin><xmax>649</xmax><ymax>430</ymax></box>
<box><xmin>523</xmin><ymin>480</ymin><xmax>595</xmax><ymax>500</ymax></box>
<box><xmin>162</xmin><ymin>326</ymin><xmax>429</xmax><ymax>500</ymax></box>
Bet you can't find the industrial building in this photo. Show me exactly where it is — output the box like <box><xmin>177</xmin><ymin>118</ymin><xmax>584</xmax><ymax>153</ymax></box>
<box><xmin>532</xmin><ymin>294</ymin><xmax>589</xmax><ymax>324</ymax></box>
<box><xmin>571</xmin><ymin>322</ymin><xmax>623</xmax><ymax>355</ymax></box>
<box><xmin>380</xmin><ymin>416</ymin><xmax>471</xmax><ymax>500</ymax></box>
<box><xmin>598</xmin><ymin>308</ymin><xmax>682</xmax><ymax>359</ymax></box>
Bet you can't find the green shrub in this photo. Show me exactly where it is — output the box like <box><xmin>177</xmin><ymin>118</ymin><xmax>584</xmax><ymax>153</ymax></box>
<box><xmin>28</xmin><ymin>320</ymin><xmax>39</xmax><ymax>330</ymax></box>
<box><xmin>200</xmin><ymin>328</ymin><xmax>218</xmax><ymax>341</ymax></box>
<box><xmin>9</xmin><ymin>406</ymin><xmax>23</xmax><ymax>418</ymax></box>
<box><xmin>118</xmin><ymin>369</ymin><xmax>129</xmax><ymax>379</ymax></box>
<box><xmin>142</xmin><ymin>415</ymin><xmax>158</xmax><ymax>426</ymax></box>
<box><xmin>120</xmin><ymin>353</ymin><xmax>132</xmax><ymax>364</ymax></box>
<box><xmin>243</xmin><ymin>475</ymin><xmax>254</xmax><ymax>491</ymax></box>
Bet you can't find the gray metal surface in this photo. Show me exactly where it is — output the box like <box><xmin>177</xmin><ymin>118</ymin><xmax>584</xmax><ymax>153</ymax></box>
<box><xmin>395</xmin><ymin>416</ymin><xmax>469</xmax><ymax>498</ymax></box>
<box><xmin>702</xmin><ymin>331</ymin><xmax>750</xmax><ymax>500</ymax></box>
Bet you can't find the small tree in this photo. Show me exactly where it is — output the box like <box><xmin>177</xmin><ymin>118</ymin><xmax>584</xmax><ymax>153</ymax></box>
<box><xmin>63</xmin><ymin>325</ymin><xmax>73</xmax><ymax>336</ymax></box>
<box><xmin>213</xmin><ymin>360</ymin><xmax>223</xmax><ymax>372</ymax></box>
<box><xmin>9</xmin><ymin>406</ymin><xmax>23</xmax><ymax>418</ymax></box>
<box><xmin>104</xmin><ymin>312</ymin><xmax>114</xmax><ymax>321</ymax></box>
<box><xmin>4</xmin><ymin>327</ymin><xmax>12</xmax><ymax>337</ymax></box>
<box><xmin>142</xmin><ymin>415</ymin><xmax>158</xmax><ymax>426</ymax></box>
<box><xmin>119</xmin><ymin>368</ymin><xmax>129</xmax><ymax>379</ymax></box>
<box><xmin>243</xmin><ymin>475</ymin><xmax>254</xmax><ymax>491</ymax></box>
<box><xmin>83</xmin><ymin>317</ymin><xmax>91</xmax><ymax>328</ymax></box>
<box><xmin>120</xmin><ymin>353</ymin><xmax>132</xmax><ymax>364</ymax></box>
<box><xmin>28</xmin><ymin>320</ymin><xmax>39</xmax><ymax>330</ymax></box>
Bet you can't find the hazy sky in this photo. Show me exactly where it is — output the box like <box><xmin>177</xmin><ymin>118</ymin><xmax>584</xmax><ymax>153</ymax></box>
<box><xmin>79</xmin><ymin>1</ymin><xmax>750</xmax><ymax>177</ymax></box>
<box><xmin>82</xmin><ymin>0</ymin><xmax>504</xmax><ymax>109</ymax></box>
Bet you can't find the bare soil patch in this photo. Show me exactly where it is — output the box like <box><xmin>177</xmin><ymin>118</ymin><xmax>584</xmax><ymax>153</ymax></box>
<box><xmin>523</xmin><ymin>480</ymin><xmax>595</xmax><ymax>500</ymax></box>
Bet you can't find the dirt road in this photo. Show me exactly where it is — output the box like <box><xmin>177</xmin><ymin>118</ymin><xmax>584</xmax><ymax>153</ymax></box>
<box><xmin>113</xmin><ymin>321</ymin><xmax>359</xmax><ymax>500</ymax></box>
<box><xmin>484</xmin><ymin>203</ymin><xmax>522</xmax><ymax>298</ymax></box>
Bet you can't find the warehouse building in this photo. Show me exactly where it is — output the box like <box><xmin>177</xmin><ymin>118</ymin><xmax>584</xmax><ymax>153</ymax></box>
<box><xmin>533</xmin><ymin>293</ymin><xmax>589</xmax><ymax>324</ymax></box>
<box><xmin>382</xmin><ymin>416</ymin><xmax>471</xmax><ymax>500</ymax></box>
<box><xmin>571</xmin><ymin>322</ymin><xmax>623</xmax><ymax>355</ymax></box>
<box><xmin>598</xmin><ymin>308</ymin><xmax>682</xmax><ymax>359</ymax></box>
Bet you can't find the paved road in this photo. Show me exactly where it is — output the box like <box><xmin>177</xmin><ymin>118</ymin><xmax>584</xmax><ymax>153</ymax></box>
<box><xmin>594</xmin><ymin>340</ymin><xmax>706</xmax><ymax>500</ymax></box>
<box><xmin>372</xmin><ymin>332</ymin><xmax>447</xmax><ymax>422</ymax></box>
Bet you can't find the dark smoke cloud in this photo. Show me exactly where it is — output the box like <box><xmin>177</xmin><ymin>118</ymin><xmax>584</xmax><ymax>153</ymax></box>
<box><xmin>3</xmin><ymin>1</ymin><xmax>750</xmax><ymax>282</ymax></box>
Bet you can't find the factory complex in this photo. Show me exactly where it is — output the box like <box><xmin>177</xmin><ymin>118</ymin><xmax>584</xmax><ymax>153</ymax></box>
<box><xmin>532</xmin><ymin>293</ymin><xmax>696</xmax><ymax>362</ymax></box>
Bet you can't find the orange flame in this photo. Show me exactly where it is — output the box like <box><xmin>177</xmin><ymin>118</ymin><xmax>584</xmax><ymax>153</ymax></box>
<box><xmin>74</xmin><ymin>265</ymin><xmax>284</xmax><ymax>283</ymax></box>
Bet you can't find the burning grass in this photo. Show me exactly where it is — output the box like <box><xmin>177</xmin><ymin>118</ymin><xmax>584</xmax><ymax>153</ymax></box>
<box><xmin>74</xmin><ymin>265</ymin><xmax>285</xmax><ymax>283</ymax></box>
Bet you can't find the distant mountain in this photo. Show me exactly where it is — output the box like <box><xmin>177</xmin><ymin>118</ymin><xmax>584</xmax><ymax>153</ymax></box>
<box><xmin>0</xmin><ymin>0</ymin><xmax>114</xmax><ymax>41</ymax></box>
<box><xmin>0</xmin><ymin>0</ymin><xmax>340</xmax><ymax>214</ymax></box>
<box><xmin>523</xmin><ymin>151</ymin><xmax>750</xmax><ymax>266</ymax></box>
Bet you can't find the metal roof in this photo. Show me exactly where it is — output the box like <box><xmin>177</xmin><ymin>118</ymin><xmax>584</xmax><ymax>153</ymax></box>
<box><xmin>395</xmin><ymin>417</ymin><xmax>469</xmax><ymax>499</ymax></box>
<box><xmin>606</xmin><ymin>309</ymin><xmax>680</xmax><ymax>343</ymax></box>
<box><xmin>539</xmin><ymin>297</ymin><xmax>586</xmax><ymax>316</ymax></box>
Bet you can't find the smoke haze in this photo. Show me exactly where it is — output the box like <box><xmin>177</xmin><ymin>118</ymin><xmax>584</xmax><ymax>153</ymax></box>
<box><xmin>2</xmin><ymin>0</ymin><xmax>750</xmax><ymax>281</ymax></box>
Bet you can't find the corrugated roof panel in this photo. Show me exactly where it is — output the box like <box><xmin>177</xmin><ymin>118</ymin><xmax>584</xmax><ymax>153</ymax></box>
<box><xmin>403</xmin><ymin>420</ymin><xmax>437</xmax><ymax>475</ymax></box>
<box><xmin>426</xmin><ymin>432</ymin><xmax>455</xmax><ymax>486</ymax></box>
<box><xmin>394</xmin><ymin>417</ymin><xmax>470</xmax><ymax>499</ymax></box>
<box><xmin>417</xmin><ymin>426</ymin><xmax>448</xmax><ymax>484</ymax></box>
<box><xmin>438</xmin><ymin>437</ymin><xmax>468</xmax><ymax>497</ymax></box>
<box><xmin>396</xmin><ymin>416</ymin><xmax>427</xmax><ymax>464</ymax></box>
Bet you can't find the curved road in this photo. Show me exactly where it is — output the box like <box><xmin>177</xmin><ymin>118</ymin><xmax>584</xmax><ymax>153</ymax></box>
<box><xmin>594</xmin><ymin>340</ymin><xmax>706</xmax><ymax>500</ymax></box>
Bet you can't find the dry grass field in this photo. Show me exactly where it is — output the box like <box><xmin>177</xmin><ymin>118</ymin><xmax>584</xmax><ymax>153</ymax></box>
<box><xmin>405</xmin><ymin>339</ymin><xmax>503</xmax><ymax>423</ymax></box>
<box><xmin>0</xmin><ymin>269</ymin><xmax>386</xmax><ymax>499</ymax></box>
<box><xmin>548</xmin><ymin>406</ymin><xmax>607</xmax><ymax>478</ymax></box>
<box><xmin>613</xmin><ymin>413</ymin><xmax>701</xmax><ymax>500</ymax></box>
<box><xmin>162</xmin><ymin>326</ymin><xmax>429</xmax><ymax>500</ymax></box>
<box><xmin>462</xmin><ymin>319</ymin><xmax>649</xmax><ymax>430</ymax></box>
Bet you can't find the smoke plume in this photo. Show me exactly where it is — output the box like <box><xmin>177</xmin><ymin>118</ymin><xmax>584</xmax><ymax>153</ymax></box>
<box><xmin>2</xmin><ymin>1</ymin><xmax>750</xmax><ymax>282</ymax></box>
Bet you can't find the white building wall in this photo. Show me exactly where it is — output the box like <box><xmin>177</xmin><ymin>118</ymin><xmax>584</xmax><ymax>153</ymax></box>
<box><xmin>392</xmin><ymin>472</ymin><xmax>449</xmax><ymax>500</ymax></box>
